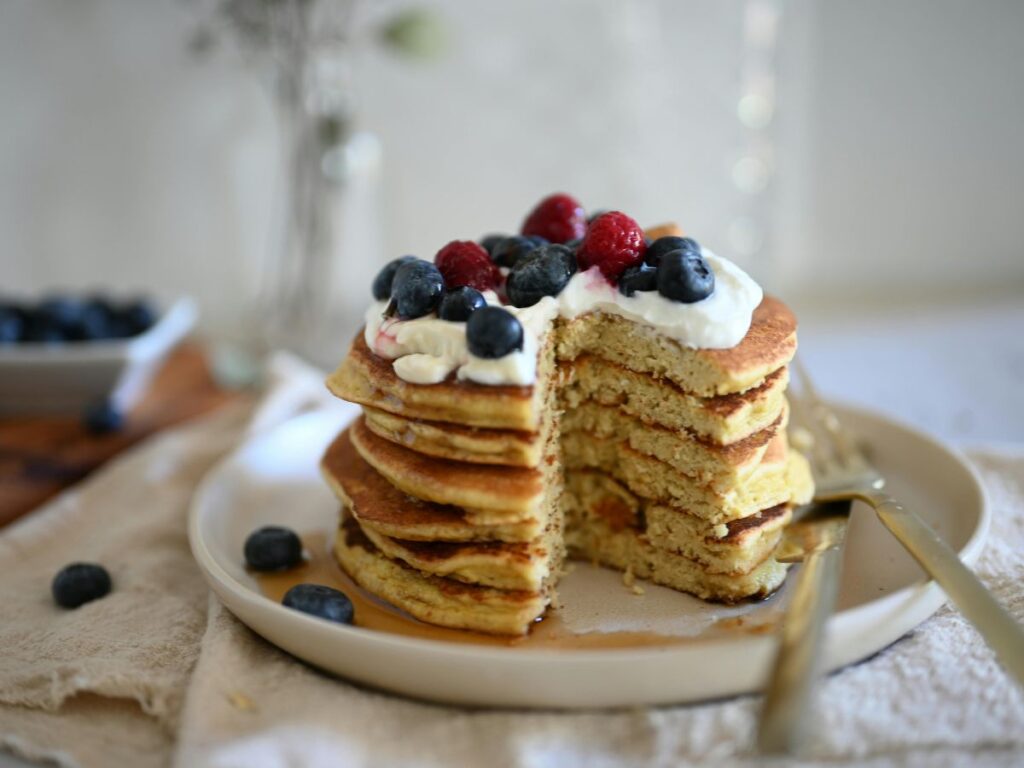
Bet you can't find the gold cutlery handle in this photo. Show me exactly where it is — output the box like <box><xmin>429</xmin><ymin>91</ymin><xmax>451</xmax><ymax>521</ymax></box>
<box><xmin>868</xmin><ymin>492</ymin><xmax>1024</xmax><ymax>688</ymax></box>
<box><xmin>757</xmin><ymin>542</ymin><xmax>844</xmax><ymax>755</ymax></box>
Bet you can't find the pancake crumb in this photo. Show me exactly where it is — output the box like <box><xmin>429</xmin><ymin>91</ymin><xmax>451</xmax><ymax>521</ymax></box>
<box><xmin>622</xmin><ymin>566</ymin><xmax>636</xmax><ymax>588</ymax></box>
<box><xmin>226</xmin><ymin>691</ymin><xmax>257</xmax><ymax>712</ymax></box>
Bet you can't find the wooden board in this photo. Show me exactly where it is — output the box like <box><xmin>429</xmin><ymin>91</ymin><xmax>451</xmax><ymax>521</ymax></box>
<box><xmin>0</xmin><ymin>343</ymin><xmax>241</xmax><ymax>528</ymax></box>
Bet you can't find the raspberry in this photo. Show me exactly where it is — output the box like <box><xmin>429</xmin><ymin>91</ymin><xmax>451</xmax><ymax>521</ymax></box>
<box><xmin>434</xmin><ymin>241</ymin><xmax>501</xmax><ymax>291</ymax></box>
<box><xmin>521</xmin><ymin>193</ymin><xmax>587</xmax><ymax>244</ymax></box>
<box><xmin>577</xmin><ymin>211</ymin><xmax>647</xmax><ymax>282</ymax></box>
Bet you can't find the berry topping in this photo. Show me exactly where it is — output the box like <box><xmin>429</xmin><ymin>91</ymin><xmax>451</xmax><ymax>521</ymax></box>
<box><xmin>657</xmin><ymin>250</ymin><xmax>715</xmax><ymax>303</ymax></box>
<box><xmin>372</xmin><ymin>256</ymin><xmax>417</xmax><ymax>300</ymax></box>
<box><xmin>506</xmin><ymin>244</ymin><xmax>577</xmax><ymax>308</ymax></box>
<box><xmin>618</xmin><ymin>263</ymin><xmax>658</xmax><ymax>297</ymax></box>
<box><xmin>434</xmin><ymin>240</ymin><xmax>501</xmax><ymax>291</ymax></box>
<box><xmin>390</xmin><ymin>260</ymin><xmax>445</xmax><ymax>319</ymax></box>
<box><xmin>52</xmin><ymin>563</ymin><xmax>111</xmax><ymax>609</ymax></box>
<box><xmin>490</xmin><ymin>236</ymin><xmax>540</xmax><ymax>269</ymax></box>
<box><xmin>577</xmin><ymin>211</ymin><xmax>648</xmax><ymax>282</ymax></box>
<box><xmin>438</xmin><ymin>286</ymin><xmax>486</xmax><ymax>322</ymax></box>
<box><xmin>645</xmin><ymin>236</ymin><xmax>699</xmax><ymax>268</ymax></box>
<box><xmin>521</xmin><ymin>193</ymin><xmax>586</xmax><ymax>244</ymax></box>
<box><xmin>466</xmin><ymin>306</ymin><xmax>524</xmax><ymax>359</ymax></box>
<box><xmin>479</xmin><ymin>234</ymin><xmax>506</xmax><ymax>256</ymax></box>
<box><xmin>82</xmin><ymin>399</ymin><xmax>124</xmax><ymax>435</ymax></box>
<box><xmin>244</xmin><ymin>526</ymin><xmax>304</xmax><ymax>571</ymax></box>
<box><xmin>282</xmin><ymin>584</ymin><xmax>354</xmax><ymax>624</ymax></box>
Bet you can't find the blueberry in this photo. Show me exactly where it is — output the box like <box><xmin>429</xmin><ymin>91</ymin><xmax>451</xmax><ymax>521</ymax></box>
<box><xmin>52</xmin><ymin>563</ymin><xmax>112</xmax><ymax>609</ymax></box>
<box><xmin>83</xmin><ymin>400</ymin><xmax>125</xmax><ymax>434</ymax></box>
<box><xmin>438</xmin><ymin>286</ymin><xmax>486</xmax><ymax>322</ymax></box>
<box><xmin>244</xmin><ymin>525</ymin><xmax>304</xmax><ymax>571</ymax></box>
<box><xmin>282</xmin><ymin>583</ymin><xmax>354</xmax><ymax>624</ymax></box>
<box><xmin>479</xmin><ymin>234</ymin><xmax>507</xmax><ymax>256</ymax></box>
<box><xmin>657</xmin><ymin>250</ymin><xmax>715</xmax><ymax>303</ymax></box>
<box><xmin>645</xmin><ymin>236</ymin><xmax>699</xmax><ymax>268</ymax></box>
<box><xmin>390</xmin><ymin>260</ymin><xmax>445</xmax><ymax>319</ymax></box>
<box><xmin>466</xmin><ymin>306</ymin><xmax>524</xmax><ymax>359</ymax></box>
<box><xmin>525</xmin><ymin>235</ymin><xmax>549</xmax><ymax>247</ymax></box>
<box><xmin>506</xmin><ymin>244</ymin><xmax>576</xmax><ymax>308</ymax></box>
<box><xmin>564</xmin><ymin>238</ymin><xmax>582</xmax><ymax>251</ymax></box>
<box><xmin>618</xmin><ymin>263</ymin><xmax>658</xmax><ymax>297</ymax></box>
<box><xmin>0</xmin><ymin>305</ymin><xmax>25</xmax><ymax>343</ymax></box>
<box><xmin>489</xmin><ymin>236</ymin><xmax>539</xmax><ymax>269</ymax></box>
<box><xmin>372</xmin><ymin>256</ymin><xmax>417</xmax><ymax>301</ymax></box>
<box><xmin>120</xmin><ymin>300</ymin><xmax>158</xmax><ymax>336</ymax></box>
<box><xmin>23</xmin><ymin>311</ymin><xmax>66</xmax><ymax>343</ymax></box>
<box><xmin>38</xmin><ymin>296</ymin><xmax>85</xmax><ymax>329</ymax></box>
<box><xmin>68</xmin><ymin>300</ymin><xmax>115</xmax><ymax>341</ymax></box>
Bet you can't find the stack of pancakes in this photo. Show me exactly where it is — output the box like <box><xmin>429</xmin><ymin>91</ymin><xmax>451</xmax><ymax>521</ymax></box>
<box><xmin>322</xmin><ymin>296</ymin><xmax>813</xmax><ymax>635</ymax></box>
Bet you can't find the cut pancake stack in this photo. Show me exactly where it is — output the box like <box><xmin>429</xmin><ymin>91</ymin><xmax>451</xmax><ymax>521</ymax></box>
<box><xmin>322</xmin><ymin>296</ymin><xmax>813</xmax><ymax>635</ymax></box>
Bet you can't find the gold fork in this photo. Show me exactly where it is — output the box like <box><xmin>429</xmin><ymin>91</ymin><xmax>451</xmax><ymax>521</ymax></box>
<box><xmin>758</xmin><ymin>359</ymin><xmax>1024</xmax><ymax>754</ymax></box>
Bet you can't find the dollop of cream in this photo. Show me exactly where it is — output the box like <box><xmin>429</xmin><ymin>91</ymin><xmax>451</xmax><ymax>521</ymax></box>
<box><xmin>363</xmin><ymin>248</ymin><xmax>762</xmax><ymax>387</ymax></box>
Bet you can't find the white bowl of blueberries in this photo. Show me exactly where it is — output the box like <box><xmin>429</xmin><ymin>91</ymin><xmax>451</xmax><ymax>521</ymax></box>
<box><xmin>0</xmin><ymin>294</ymin><xmax>198</xmax><ymax>420</ymax></box>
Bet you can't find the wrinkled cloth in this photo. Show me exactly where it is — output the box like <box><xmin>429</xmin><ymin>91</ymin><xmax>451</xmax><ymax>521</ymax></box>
<box><xmin>1</xmin><ymin>354</ymin><xmax>1022</xmax><ymax>768</ymax></box>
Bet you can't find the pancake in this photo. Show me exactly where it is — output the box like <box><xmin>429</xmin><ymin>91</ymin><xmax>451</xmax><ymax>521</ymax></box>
<box><xmin>335</xmin><ymin>515</ymin><xmax>551</xmax><ymax>636</ymax></box>
<box><xmin>554</xmin><ymin>296</ymin><xmax>797</xmax><ymax>397</ymax></box>
<box><xmin>349</xmin><ymin>417</ymin><xmax>549</xmax><ymax>521</ymax></box>
<box><xmin>559</xmin><ymin>430</ymin><xmax>812</xmax><ymax>524</ymax></box>
<box><xmin>321</xmin><ymin>429</ymin><xmax>544</xmax><ymax>543</ymax></box>
<box><xmin>362</xmin><ymin>406</ymin><xmax>545</xmax><ymax>468</ymax></box>
<box><xmin>565</xmin><ymin>470</ymin><xmax>792</xmax><ymax>575</ymax></box>
<box><xmin>327</xmin><ymin>297</ymin><xmax>796</xmax><ymax>434</ymax></box>
<box><xmin>560</xmin><ymin>400</ymin><xmax>787</xmax><ymax>491</ymax></box>
<box><xmin>563</xmin><ymin>512</ymin><xmax>790</xmax><ymax>603</ymax></box>
<box><xmin>358</xmin><ymin>519</ymin><xmax>563</xmax><ymax>591</ymax></box>
<box><xmin>559</xmin><ymin>357</ymin><xmax>788</xmax><ymax>445</ymax></box>
<box><xmin>328</xmin><ymin>333</ymin><xmax>546</xmax><ymax>431</ymax></box>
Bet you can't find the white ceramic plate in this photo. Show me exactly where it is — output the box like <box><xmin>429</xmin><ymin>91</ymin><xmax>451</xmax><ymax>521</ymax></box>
<box><xmin>189</xmin><ymin>403</ymin><xmax>988</xmax><ymax>709</ymax></box>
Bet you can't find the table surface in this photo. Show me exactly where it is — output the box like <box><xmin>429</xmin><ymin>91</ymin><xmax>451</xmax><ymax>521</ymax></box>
<box><xmin>0</xmin><ymin>299</ymin><xmax>1021</xmax><ymax>767</ymax></box>
<box><xmin>0</xmin><ymin>343</ymin><xmax>239</xmax><ymax>529</ymax></box>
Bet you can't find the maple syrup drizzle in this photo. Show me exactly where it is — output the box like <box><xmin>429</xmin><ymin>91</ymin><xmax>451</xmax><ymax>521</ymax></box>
<box><xmin>252</xmin><ymin>533</ymin><xmax>778</xmax><ymax>649</ymax></box>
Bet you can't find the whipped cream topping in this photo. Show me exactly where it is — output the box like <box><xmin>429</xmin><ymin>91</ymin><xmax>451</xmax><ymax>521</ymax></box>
<box><xmin>364</xmin><ymin>249</ymin><xmax>762</xmax><ymax>387</ymax></box>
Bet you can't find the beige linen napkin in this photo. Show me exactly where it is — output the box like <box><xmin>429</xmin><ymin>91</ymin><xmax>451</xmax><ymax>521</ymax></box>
<box><xmin>2</xmin><ymin>355</ymin><xmax>1023</xmax><ymax>768</ymax></box>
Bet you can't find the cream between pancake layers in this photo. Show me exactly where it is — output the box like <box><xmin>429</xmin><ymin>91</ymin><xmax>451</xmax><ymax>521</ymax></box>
<box><xmin>321</xmin><ymin>221</ymin><xmax>812</xmax><ymax>636</ymax></box>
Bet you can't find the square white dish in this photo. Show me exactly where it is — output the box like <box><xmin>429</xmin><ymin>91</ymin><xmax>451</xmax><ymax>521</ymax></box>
<box><xmin>0</xmin><ymin>297</ymin><xmax>198</xmax><ymax>415</ymax></box>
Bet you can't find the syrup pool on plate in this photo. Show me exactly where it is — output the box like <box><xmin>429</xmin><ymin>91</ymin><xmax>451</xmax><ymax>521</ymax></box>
<box><xmin>252</xmin><ymin>533</ymin><xmax>782</xmax><ymax>650</ymax></box>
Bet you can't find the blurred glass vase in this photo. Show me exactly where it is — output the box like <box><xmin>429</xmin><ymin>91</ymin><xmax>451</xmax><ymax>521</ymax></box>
<box><xmin>250</xmin><ymin>0</ymin><xmax>382</xmax><ymax>369</ymax></box>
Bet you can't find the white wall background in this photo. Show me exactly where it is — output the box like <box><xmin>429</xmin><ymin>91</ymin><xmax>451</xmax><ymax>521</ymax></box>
<box><xmin>1</xmin><ymin>0</ymin><xmax>1022</xmax><ymax>344</ymax></box>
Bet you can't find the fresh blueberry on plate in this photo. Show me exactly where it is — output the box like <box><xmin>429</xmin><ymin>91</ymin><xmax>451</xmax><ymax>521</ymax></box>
<box><xmin>244</xmin><ymin>526</ymin><xmax>304</xmax><ymax>571</ymax></box>
<box><xmin>506</xmin><ymin>244</ymin><xmax>576</xmax><ymax>308</ymax></box>
<box><xmin>282</xmin><ymin>583</ymin><xmax>354</xmax><ymax>624</ymax></box>
<box><xmin>372</xmin><ymin>256</ymin><xmax>418</xmax><ymax>301</ymax></box>
<box><xmin>52</xmin><ymin>563</ymin><xmax>112</xmax><ymax>609</ymax></box>
<box><xmin>438</xmin><ymin>286</ymin><xmax>486</xmax><ymax>322</ymax></box>
<box><xmin>390</xmin><ymin>260</ymin><xmax>445</xmax><ymax>319</ymax></box>
<box><xmin>657</xmin><ymin>250</ymin><xmax>715</xmax><ymax>303</ymax></box>
<box><xmin>466</xmin><ymin>306</ymin><xmax>524</xmax><ymax>359</ymax></box>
